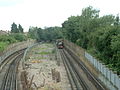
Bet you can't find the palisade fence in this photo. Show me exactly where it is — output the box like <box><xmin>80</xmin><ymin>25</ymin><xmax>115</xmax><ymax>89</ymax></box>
<box><xmin>64</xmin><ymin>39</ymin><xmax>120</xmax><ymax>90</ymax></box>
<box><xmin>85</xmin><ymin>52</ymin><xmax>120</xmax><ymax>90</ymax></box>
<box><xmin>0</xmin><ymin>40</ymin><xmax>35</xmax><ymax>64</ymax></box>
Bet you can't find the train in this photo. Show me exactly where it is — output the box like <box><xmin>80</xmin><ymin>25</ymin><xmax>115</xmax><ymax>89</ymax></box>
<box><xmin>56</xmin><ymin>40</ymin><xmax>64</xmax><ymax>49</ymax></box>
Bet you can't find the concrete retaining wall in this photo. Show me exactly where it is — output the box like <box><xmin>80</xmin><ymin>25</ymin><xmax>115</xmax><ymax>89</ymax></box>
<box><xmin>0</xmin><ymin>40</ymin><xmax>35</xmax><ymax>64</ymax></box>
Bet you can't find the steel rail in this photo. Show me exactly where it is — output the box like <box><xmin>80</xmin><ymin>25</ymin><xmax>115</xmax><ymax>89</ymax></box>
<box><xmin>65</xmin><ymin>47</ymin><xmax>107</xmax><ymax>90</ymax></box>
<box><xmin>60</xmin><ymin>50</ymin><xmax>79</xmax><ymax>90</ymax></box>
<box><xmin>0</xmin><ymin>51</ymin><xmax>24</xmax><ymax>90</ymax></box>
<box><xmin>60</xmin><ymin>49</ymin><xmax>89</xmax><ymax>90</ymax></box>
<box><xmin>0</xmin><ymin>49</ymin><xmax>26</xmax><ymax>72</ymax></box>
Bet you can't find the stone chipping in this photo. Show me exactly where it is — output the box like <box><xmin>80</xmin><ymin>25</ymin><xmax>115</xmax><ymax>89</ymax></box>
<box><xmin>24</xmin><ymin>43</ymin><xmax>71</xmax><ymax>90</ymax></box>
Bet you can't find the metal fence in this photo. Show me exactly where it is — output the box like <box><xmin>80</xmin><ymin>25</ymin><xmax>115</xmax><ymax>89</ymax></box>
<box><xmin>85</xmin><ymin>52</ymin><xmax>120</xmax><ymax>90</ymax></box>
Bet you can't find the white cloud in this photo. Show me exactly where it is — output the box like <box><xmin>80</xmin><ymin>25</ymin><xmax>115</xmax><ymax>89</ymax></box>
<box><xmin>0</xmin><ymin>0</ymin><xmax>120</xmax><ymax>31</ymax></box>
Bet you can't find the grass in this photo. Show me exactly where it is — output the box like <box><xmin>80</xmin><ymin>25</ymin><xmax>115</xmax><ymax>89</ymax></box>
<box><xmin>33</xmin><ymin>43</ymin><xmax>54</xmax><ymax>51</ymax></box>
<box><xmin>44</xmin><ymin>43</ymin><xmax>53</xmax><ymax>47</ymax></box>
<box><xmin>0</xmin><ymin>42</ymin><xmax>8</xmax><ymax>51</ymax></box>
<box><xmin>35</xmin><ymin>48</ymin><xmax>55</xmax><ymax>55</ymax></box>
<box><xmin>33</xmin><ymin>57</ymin><xmax>47</xmax><ymax>60</ymax></box>
<box><xmin>33</xmin><ymin>43</ymin><xmax>55</xmax><ymax>55</ymax></box>
<box><xmin>36</xmin><ymin>51</ymin><xmax>52</xmax><ymax>55</ymax></box>
<box><xmin>52</xmin><ymin>49</ymin><xmax>56</xmax><ymax>54</ymax></box>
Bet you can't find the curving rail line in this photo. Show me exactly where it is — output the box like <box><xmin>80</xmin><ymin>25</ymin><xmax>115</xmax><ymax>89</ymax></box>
<box><xmin>0</xmin><ymin>50</ymin><xmax>25</xmax><ymax>90</ymax></box>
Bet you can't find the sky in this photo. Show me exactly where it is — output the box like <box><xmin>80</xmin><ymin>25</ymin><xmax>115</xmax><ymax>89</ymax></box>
<box><xmin>0</xmin><ymin>0</ymin><xmax>120</xmax><ymax>32</ymax></box>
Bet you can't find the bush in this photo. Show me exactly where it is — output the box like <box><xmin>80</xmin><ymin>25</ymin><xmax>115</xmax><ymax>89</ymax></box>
<box><xmin>0</xmin><ymin>35</ymin><xmax>17</xmax><ymax>44</ymax></box>
<box><xmin>10</xmin><ymin>33</ymin><xmax>27</xmax><ymax>42</ymax></box>
<box><xmin>0</xmin><ymin>33</ymin><xmax>27</xmax><ymax>52</ymax></box>
<box><xmin>0</xmin><ymin>42</ymin><xmax>8</xmax><ymax>51</ymax></box>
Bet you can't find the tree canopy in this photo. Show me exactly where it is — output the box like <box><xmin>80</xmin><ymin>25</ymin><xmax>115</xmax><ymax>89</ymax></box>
<box><xmin>28</xmin><ymin>26</ymin><xmax>62</xmax><ymax>41</ymax></box>
<box><xmin>62</xmin><ymin>6</ymin><xmax>120</xmax><ymax>74</ymax></box>
<box><xmin>18</xmin><ymin>24</ymin><xmax>24</xmax><ymax>33</ymax></box>
<box><xmin>11</xmin><ymin>22</ymin><xmax>24</xmax><ymax>33</ymax></box>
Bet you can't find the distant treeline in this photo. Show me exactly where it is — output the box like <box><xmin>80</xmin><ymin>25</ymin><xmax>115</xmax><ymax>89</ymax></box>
<box><xmin>28</xmin><ymin>26</ymin><xmax>63</xmax><ymax>41</ymax></box>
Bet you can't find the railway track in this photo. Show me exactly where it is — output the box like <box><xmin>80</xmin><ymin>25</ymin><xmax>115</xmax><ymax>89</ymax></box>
<box><xmin>60</xmin><ymin>48</ymin><xmax>107</xmax><ymax>90</ymax></box>
<box><xmin>0</xmin><ymin>50</ymin><xmax>25</xmax><ymax>90</ymax></box>
<box><xmin>60</xmin><ymin>49</ymin><xmax>88</xmax><ymax>90</ymax></box>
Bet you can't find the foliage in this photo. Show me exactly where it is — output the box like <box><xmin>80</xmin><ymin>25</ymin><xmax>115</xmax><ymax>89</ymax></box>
<box><xmin>11</xmin><ymin>22</ymin><xmax>24</xmax><ymax>33</ymax></box>
<box><xmin>0</xmin><ymin>35</ymin><xmax>16</xmax><ymax>51</ymax></box>
<box><xmin>28</xmin><ymin>27</ymin><xmax>37</xmax><ymax>39</ymax></box>
<box><xmin>28</xmin><ymin>26</ymin><xmax>63</xmax><ymax>41</ymax></box>
<box><xmin>18</xmin><ymin>24</ymin><xmax>24</xmax><ymax>33</ymax></box>
<box><xmin>10</xmin><ymin>33</ymin><xmax>27</xmax><ymax>41</ymax></box>
<box><xmin>62</xmin><ymin>7</ymin><xmax>100</xmax><ymax>49</ymax></box>
<box><xmin>0</xmin><ymin>42</ymin><xmax>8</xmax><ymax>51</ymax></box>
<box><xmin>0</xmin><ymin>35</ymin><xmax>16</xmax><ymax>44</ymax></box>
<box><xmin>62</xmin><ymin>16</ymin><xmax>80</xmax><ymax>43</ymax></box>
<box><xmin>11</xmin><ymin>22</ymin><xmax>19</xmax><ymax>33</ymax></box>
<box><xmin>111</xmin><ymin>34</ymin><xmax>120</xmax><ymax>70</ymax></box>
<box><xmin>0</xmin><ymin>33</ymin><xmax>27</xmax><ymax>51</ymax></box>
<box><xmin>61</xmin><ymin>6</ymin><xmax>120</xmax><ymax>74</ymax></box>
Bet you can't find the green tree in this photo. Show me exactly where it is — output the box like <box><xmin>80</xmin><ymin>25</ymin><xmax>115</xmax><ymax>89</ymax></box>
<box><xmin>62</xmin><ymin>6</ymin><xmax>100</xmax><ymax>49</ymax></box>
<box><xmin>11</xmin><ymin>33</ymin><xmax>27</xmax><ymax>41</ymax></box>
<box><xmin>61</xmin><ymin>6</ymin><xmax>120</xmax><ymax>73</ymax></box>
<box><xmin>36</xmin><ymin>28</ymin><xmax>43</xmax><ymax>41</ymax></box>
<box><xmin>111</xmin><ymin>34</ymin><xmax>120</xmax><ymax>71</ymax></box>
<box><xmin>28</xmin><ymin>26</ymin><xmax>37</xmax><ymax>39</ymax></box>
<box><xmin>18</xmin><ymin>24</ymin><xmax>24</xmax><ymax>33</ymax></box>
<box><xmin>114</xmin><ymin>14</ymin><xmax>119</xmax><ymax>26</ymax></box>
<box><xmin>28</xmin><ymin>26</ymin><xmax>62</xmax><ymax>42</ymax></box>
<box><xmin>11</xmin><ymin>22</ymin><xmax>19</xmax><ymax>33</ymax></box>
<box><xmin>62</xmin><ymin>16</ymin><xmax>80</xmax><ymax>43</ymax></box>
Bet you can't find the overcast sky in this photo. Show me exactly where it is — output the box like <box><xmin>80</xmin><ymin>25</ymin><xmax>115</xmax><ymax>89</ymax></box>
<box><xmin>0</xmin><ymin>0</ymin><xmax>120</xmax><ymax>31</ymax></box>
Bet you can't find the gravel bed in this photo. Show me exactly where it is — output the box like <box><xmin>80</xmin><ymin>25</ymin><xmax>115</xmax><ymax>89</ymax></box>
<box><xmin>24</xmin><ymin>43</ymin><xmax>71</xmax><ymax>90</ymax></box>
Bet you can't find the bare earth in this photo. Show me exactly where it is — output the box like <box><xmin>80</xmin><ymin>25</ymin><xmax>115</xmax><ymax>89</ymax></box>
<box><xmin>24</xmin><ymin>43</ymin><xmax>71</xmax><ymax>90</ymax></box>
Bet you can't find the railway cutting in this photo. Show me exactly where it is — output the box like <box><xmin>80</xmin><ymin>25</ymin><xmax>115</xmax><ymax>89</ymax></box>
<box><xmin>0</xmin><ymin>42</ymin><xmax>108</xmax><ymax>90</ymax></box>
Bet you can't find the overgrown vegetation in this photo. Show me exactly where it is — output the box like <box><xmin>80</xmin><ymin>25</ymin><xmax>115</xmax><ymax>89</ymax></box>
<box><xmin>62</xmin><ymin>6</ymin><xmax>120</xmax><ymax>74</ymax></box>
<box><xmin>0</xmin><ymin>34</ymin><xmax>27</xmax><ymax>52</ymax></box>
<box><xmin>0</xmin><ymin>42</ymin><xmax>8</xmax><ymax>51</ymax></box>
<box><xmin>0</xmin><ymin>23</ymin><xmax>26</xmax><ymax>52</ymax></box>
